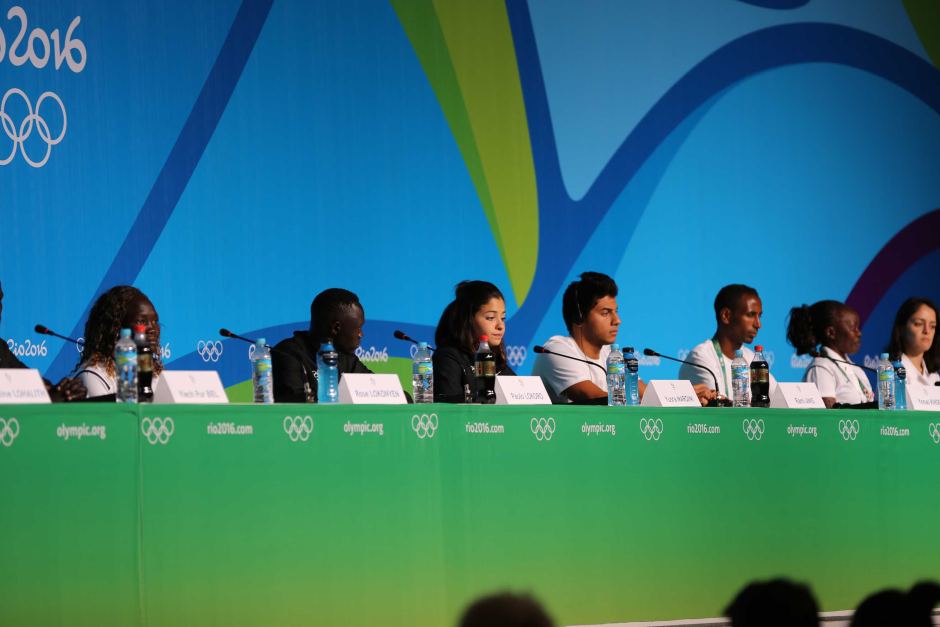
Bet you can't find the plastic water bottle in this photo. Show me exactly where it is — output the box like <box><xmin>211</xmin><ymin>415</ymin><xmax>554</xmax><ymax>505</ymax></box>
<box><xmin>474</xmin><ymin>336</ymin><xmax>496</xmax><ymax>404</ymax></box>
<box><xmin>114</xmin><ymin>328</ymin><xmax>138</xmax><ymax>403</ymax></box>
<box><xmin>412</xmin><ymin>341</ymin><xmax>433</xmax><ymax>403</ymax></box>
<box><xmin>749</xmin><ymin>345</ymin><xmax>770</xmax><ymax>408</ymax></box>
<box><xmin>251</xmin><ymin>339</ymin><xmax>273</xmax><ymax>404</ymax></box>
<box><xmin>624</xmin><ymin>346</ymin><xmax>640</xmax><ymax>406</ymax></box>
<box><xmin>731</xmin><ymin>349</ymin><xmax>750</xmax><ymax>407</ymax></box>
<box><xmin>606</xmin><ymin>344</ymin><xmax>626</xmax><ymax>406</ymax></box>
<box><xmin>133</xmin><ymin>324</ymin><xmax>154</xmax><ymax>403</ymax></box>
<box><xmin>877</xmin><ymin>353</ymin><xmax>895</xmax><ymax>410</ymax></box>
<box><xmin>892</xmin><ymin>357</ymin><xmax>907</xmax><ymax>411</ymax></box>
<box><xmin>317</xmin><ymin>341</ymin><xmax>339</xmax><ymax>404</ymax></box>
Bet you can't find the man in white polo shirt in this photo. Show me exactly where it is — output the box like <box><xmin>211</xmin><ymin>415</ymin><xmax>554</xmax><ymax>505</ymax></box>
<box><xmin>678</xmin><ymin>284</ymin><xmax>777</xmax><ymax>401</ymax></box>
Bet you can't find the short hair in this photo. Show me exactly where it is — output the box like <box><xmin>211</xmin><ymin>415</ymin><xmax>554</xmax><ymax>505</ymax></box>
<box><xmin>714</xmin><ymin>284</ymin><xmax>759</xmax><ymax>321</ymax></box>
<box><xmin>459</xmin><ymin>592</ymin><xmax>554</xmax><ymax>627</ymax></box>
<box><xmin>725</xmin><ymin>578</ymin><xmax>819</xmax><ymax>627</ymax></box>
<box><xmin>561</xmin><ymin>272</ymin><xmax>618</xmax><ymax>333</ymax></box>
<box><xmin>785</xmin><ymin>300</ymin><xmax>847</xmax><ymax>356</ymax></box>
<box><xmin>886</xmin><ymin>297</ymin><xmax>939</xmax><ymax>372</ymax></box>
<box><xmin>309</xmin><ymin>288</ymin><xmax>362</xmax><ymax>342</ymax></box>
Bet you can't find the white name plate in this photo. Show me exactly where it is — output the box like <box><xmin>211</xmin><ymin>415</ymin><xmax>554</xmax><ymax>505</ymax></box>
<box><xmin>0</xmin><ymin>368</ymin><xmax>51</xmax><ymax>403</ymax></box>
<box><xmin>771</xmin><ymin>382</ymin><xmax>826</xmax><ymax>409</ymax></box>
<box><xmin>640</xmin><ymin>380</ymin><xmax>700</xmax><ymax>407</ymax></box>
<box><xmin>339</xmin><ymin>373</ymin><xmax>407</xmax><ymax>404</ymax></box>
<box><xmin>495</xmin><ymin>376</ymin><xmax>551</xmax><ymax>405</ymax></box>
<box><xmin>906</xmin><ymin>384</ymin><xmax>940</xmax><ymax>411</ymax></box>
<box><xmin>154</xmin><ymin>371</ymin><xmax>228</xmax><ymax>404</ymax></box>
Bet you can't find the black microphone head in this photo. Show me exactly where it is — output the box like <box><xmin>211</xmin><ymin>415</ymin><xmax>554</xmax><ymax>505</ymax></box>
<box><xmin>643</xmin><ymin>348</ymin><xmax>658</xmax><ymax>357</ymax></box>
<box><xmin>219</xmin><ymin>328</ymin><xmax>234</xmax><ymax>338</ymax></box>
<box><xmin>393</xmin><ymin>330</ymin><xmax>408</xmax><ymax>340</ymax></box>
<box><xmin>34</xmin><ymin>324</ymin><xmax>51</xmax><ymax>335</ymax></box>
<box><xmin>533</xmin><ymin>345</ymin><xmax>546</xmax><ymax>353</ymax></box>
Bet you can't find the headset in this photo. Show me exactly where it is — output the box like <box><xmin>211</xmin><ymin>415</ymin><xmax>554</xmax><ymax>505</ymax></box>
<box><xmin>572</xmin><ymin>283</ymin><xmax>584</xmax><ymax>325</ymax></box>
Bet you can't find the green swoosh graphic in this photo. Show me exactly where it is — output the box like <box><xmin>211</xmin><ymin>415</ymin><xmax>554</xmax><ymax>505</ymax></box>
<box><xmin>904</xmin><ymin>0</ymin><xmax>940</xmax><ymax>68</ymax></box>
<box><xmin>393</xmin><ymin>0</ymin><xmax>538</xmax><ymax>307</ymax></box>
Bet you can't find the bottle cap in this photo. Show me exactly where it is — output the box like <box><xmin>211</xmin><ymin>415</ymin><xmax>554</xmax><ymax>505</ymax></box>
<box><xmin>479</xmin><ymin>335</ymin><xmax>488</xmax><ymax>341</ymax></box>
<box><xmin>754</xmin><ymin>345</ymin><xmax>763</xmax><ymax>351</ymax></box>
<box><xmin>611</xmin><ymin>343</ymin><xmax>620</xmax><ymax>351</ymax></box>
<box><xmin>133</xmin><ymin>324</ymin><xmax>146</xmax><ymax>333</ymax></box>
<box><xmin>256</xmin><ymin>338</ymin><xmax>266</xmax><ymax>346</ymax></box>
<box><xmin>120</xmin><ymin>328</ymin><xmax>132</xmax><ymax>338</ymax></box>
<box><xmin>880</xmin><ymin>352</ymin><xmax>889</xmax><ymax>359</ymax></box>
<box><xmin>625</xmin><ymin>346</ymin><xmax>635</xmax><ymax>353</ymax></box>
<box><xmin>735</xmin><ymin>349</ymin><xmax>743</xmax><ymax>357</ymax></box>
<box><xmin>418</xmin><ymin>341</ymin><xmax>428</xmax><ymax>349</ymax></box>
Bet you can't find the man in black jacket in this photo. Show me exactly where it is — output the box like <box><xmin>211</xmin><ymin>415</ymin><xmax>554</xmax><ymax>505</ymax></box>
<box><xmin>272</xmin><ymin>288</ymin><xmax>372</xmax><ymax>403</ymax></box>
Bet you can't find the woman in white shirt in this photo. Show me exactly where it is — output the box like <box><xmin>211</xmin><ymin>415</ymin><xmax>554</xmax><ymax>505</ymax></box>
<box><xmin>75</xmin><ymin>285</ymin><xmax>162</xmax><ymax>398</ymax></box>
<box><xmin>786</xmin><ymin>300</ymin><xmax>874</xmax><ymax>408</ymax></box>
<box><xmin>886</xmin><ymin>297</ymin><xmax>939</xmax><ymax>387</ymax></box>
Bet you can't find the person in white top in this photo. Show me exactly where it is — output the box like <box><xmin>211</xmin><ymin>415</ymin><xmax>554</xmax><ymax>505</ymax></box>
<box><xmin>786</xmin><ymin>299</ymin><xmax>874</xmax><ymax>408</ymax></box>
<box><xmin>886</xmin><ymin>297</ymin><xmax>939</xmax><ymax>387</ymax></box>
<box><xmin>75</xmin><ymin>285</ymin><xmax>162</xmax><ymax>398</ymax></box>
<box><xmin>678</xmin><ymin>284</ymin><xmax>777</xmax><ymax>402</ymax></box>
<box><xmin>532</xmin><ymin>272</ymin><xmax>714</xmax><ymax>405</ymax></box>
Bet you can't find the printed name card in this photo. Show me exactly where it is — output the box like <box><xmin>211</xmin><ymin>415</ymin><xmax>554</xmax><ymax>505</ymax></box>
<box><xmin>906</xmin><ymin>384</ymin><xmax>940</xmax><ymax>411</ymax></box>
<box><xmin>771</xmin><ymin>382</ymin><xmax>826</xmax><ymax>409</ymax></box>
<box><xmin>338</xmin><ymin>373</ymin><xmax>407</xmax><ymax>404</ymax></box>
<box><xmin>154</xmin><ymin>371</ymin><xmax>228</xmax><ymax>404</ymax></box>
<box><xmin>0</xmin><ymin>369</ymin><xmax>51</xmax><ymax>403</ymax></box>
<box><xmin>495</xmin><ymin>376</ymin><xmax>551</xmax><ymax>405</ymax></box>
<box><xmin>640</xmin><ymin>380</ymin><xmax>700</xmax><ymax>407</ymax></box>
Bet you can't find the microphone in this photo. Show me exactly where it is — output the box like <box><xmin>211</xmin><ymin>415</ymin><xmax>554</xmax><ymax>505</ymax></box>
<box><xmin>220</xmin><ymin>328</ymin><xmax>314</xmax><ymax>403</ymax></box>
<box><xmin>808</xmin><ymin>349</ymin><xmax>876</xmax><ymax>373</ymax></box>
<box><xmin>35</xmin><ymin>324</ymin><xmax>83</xmax><ymax>346</ymax></box>
<box><xmin>533</xmin><ymin>345</ymin><xmax>607</xmax><ymax>375</ymax></box>
<box><xmin>393</xmin><ymin>330</ymin><xmax>435</xmax><ymax>351</ymax></box>
<box><xmin>643</xmin><ymin>348</ymin><xmax>730</xmax><ymax>408</ymax></box>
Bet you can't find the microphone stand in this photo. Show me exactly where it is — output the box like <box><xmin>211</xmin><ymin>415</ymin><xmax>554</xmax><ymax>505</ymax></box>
<box><xmin>220</xmin><ymin>328</ymin><xmax>314</xmax><ymax>403</ymax></box>
<box><xmin>643</xmin><ymin>348</ymin><xmax>732</xmax><ymax>408</ymax></box>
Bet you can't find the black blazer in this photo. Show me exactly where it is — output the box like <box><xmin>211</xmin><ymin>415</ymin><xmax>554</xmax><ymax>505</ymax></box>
<box><xmin>432</xmin><ymin>345</ymin><xmax>516</xmax><ymax>403</ymax></box>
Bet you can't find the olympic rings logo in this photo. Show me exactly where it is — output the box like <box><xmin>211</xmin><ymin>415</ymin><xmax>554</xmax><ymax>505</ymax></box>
<box><xmin>411</xmin><ymin>413</ymin><xmax>438</xmax><ymax>439</ymax></box>
<box><xmin>929</xmin><ymin>423</ymin><xmax>940</xmax><ymax>445</ymax></box>
<box><xmin>742</xmin><ymin>418</ymin><xmax>765</xmax><ymax>441</ymax></box>
<box><xmin>197</xmin><ymin>340</ymin><xmax>223</xmax><ymax>363</ymax></box>
<box><xmin>505</xmin><ymin>345</ymin><xmax>527</xmax><ymax>368</ymax></box>
<box><xmin>1</xmin><ymin>89</ymin><xmax>67</xmax><ymax>168</ymax></box>
<box><xmin>838</xmin><ymin>419</ymin><xmax>860</xmax><ymax>441</ymax></box>
<box><xmin>0</xmin><ymin>417</ymin><xmax>21</xmax><ymax>447</ymax></box>
<box><xmin>639</xmin><ymin>418</ymin><xmax>663</xmax><ymax>441</ymax></box>
<box><xmin>283</xmin><ymin>415</ymin><xmax>313</xmax><ymax>442</ymax></box>
<box><xmin>530</xmin><ymin>417</ymin><xmax>556</xmax><ymax>442</ymax></box>
<box><xmin>141</xmin><ymin>416</ymin><xmax>174</xmax><ymax>445</ymax></box>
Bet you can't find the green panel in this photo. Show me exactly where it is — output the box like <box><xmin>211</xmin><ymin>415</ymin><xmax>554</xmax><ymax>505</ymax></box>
<box><xmin>0</xmin><ymin>404</ymin><xmax>140</xmax><ymax>627</ymax></box>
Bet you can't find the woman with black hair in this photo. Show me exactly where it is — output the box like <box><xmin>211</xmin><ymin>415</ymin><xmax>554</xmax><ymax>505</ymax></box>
<box><xmin>433</xmin><ymin>281</ymin><xmax>515</xmax><ymax>403</ymax></box>
<box><xmin>786</xmin><ymin>300</ymin><xmax>873</xmax><ymax>408</ymax></box>
<box><xmin>886</xmin><ymin>297</ymin><xmax>939</xmax><ymax>387</ymax></box>
<box><xmin>75</xmin><ymin>285</ymin><xmax>162</xmax><ymax>398</ymax></box>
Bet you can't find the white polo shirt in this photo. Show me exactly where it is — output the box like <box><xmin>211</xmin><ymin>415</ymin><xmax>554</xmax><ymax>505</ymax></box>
<box><xmin>531</xmin><ymin>335</ymin><xmax>610</xmax><ymax>402</ymax></box>
<box><xmin>677</xmin><ymin>339</ymin><xmax>777</xmax><ymax>398</ymax></box>
<box><xmin>901</xmin><ymin>353</ymin><xmax>940</xmax><ymax>387</ymax></box>
<box><xmin>804</xmin><ymin>346</ymin><xmax>874</xmax><ymax>404</ymax></box>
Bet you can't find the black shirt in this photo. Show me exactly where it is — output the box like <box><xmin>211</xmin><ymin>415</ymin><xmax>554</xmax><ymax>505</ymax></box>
<box><xmin>0</xmin><ymin>338</ymin><xmax>27</xmax><ymax>369</ymax></box>
<box><xmin>272</xmin><ymin>331</ymin><xmax>372</xmax><ymax>403</ymax></box>
<box><xmin>432</xmin><ymin>345</ymin><xmax>516</xmax><ymax>403</ymax></box>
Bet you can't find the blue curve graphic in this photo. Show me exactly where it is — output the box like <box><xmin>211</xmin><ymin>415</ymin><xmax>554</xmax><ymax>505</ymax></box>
<box><xmin>505</xmin><ymin>4</ymin><xmax>940</xmax><ymax>344</ymax></box>
<box><xmin>46</xmin><ymin>0</ymin><xmax>274</xmax><ymax>381</ymax></box>
<box><xmin>736</xmin><ymin>0</ymin><xmax>810</xmax><ymax>8</ymax></box>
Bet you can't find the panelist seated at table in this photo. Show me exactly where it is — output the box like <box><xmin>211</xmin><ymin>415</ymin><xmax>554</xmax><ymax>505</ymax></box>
<box><xmin>0</xmin><ymin>280</ymin><xmax>86</xmax><ymax>401</ymax></box>
<box><xmin>75</xmin><ymin>285</ymin><xmax>162</xmax><ymax>399</ymax></box>
<box><xmin>786</xmin><ymin>299</ymin><xmax>874</xmax><ymax>408</ymax></box>
<box><xmin>678</xmin><ymin>284</ymin><xmax>777</xmax><ymax>401</ymax></box>
<box><xmin>433</xmin><ymin>280</ymin><xmax>516</xmax><ymax>403</ymax></box>
<box><xmin>886</xmin><ymin>297</ymin><xmax>939</xmax><ymax>387</ymax></box>
<box><xmin>272</xmin><ymin>288</ymin><xmax>372</xmax><ymax>403</ymax></box>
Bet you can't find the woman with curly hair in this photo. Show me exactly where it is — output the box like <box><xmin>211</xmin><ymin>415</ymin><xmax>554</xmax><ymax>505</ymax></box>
<box><xmin>75</xmin><ymin>285</ymin><xmax>162</xmax><ymax>398</ymax></box>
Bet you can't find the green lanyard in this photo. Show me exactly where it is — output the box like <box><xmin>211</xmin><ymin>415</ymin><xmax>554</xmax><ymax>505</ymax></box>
<box><xmin>711</xmin><ymin>339</ymin><xmax>731</xmax><ymax>396</ymax></box>
<box><xmin>822</xmin><ymin>347</ymin><xmax>871</xmax><ymax>400</ymax></box>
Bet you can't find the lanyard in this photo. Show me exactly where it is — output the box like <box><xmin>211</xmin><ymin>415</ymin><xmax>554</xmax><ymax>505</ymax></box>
<box><xmin>822</xmin><ymin>348</ymin><xmax>871</xmax><ymax>400</ymax></box>
<box><xmin>711</xmin><ymin>339</ymin><xmax>731</xmax><ymax>396</ymax></box>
